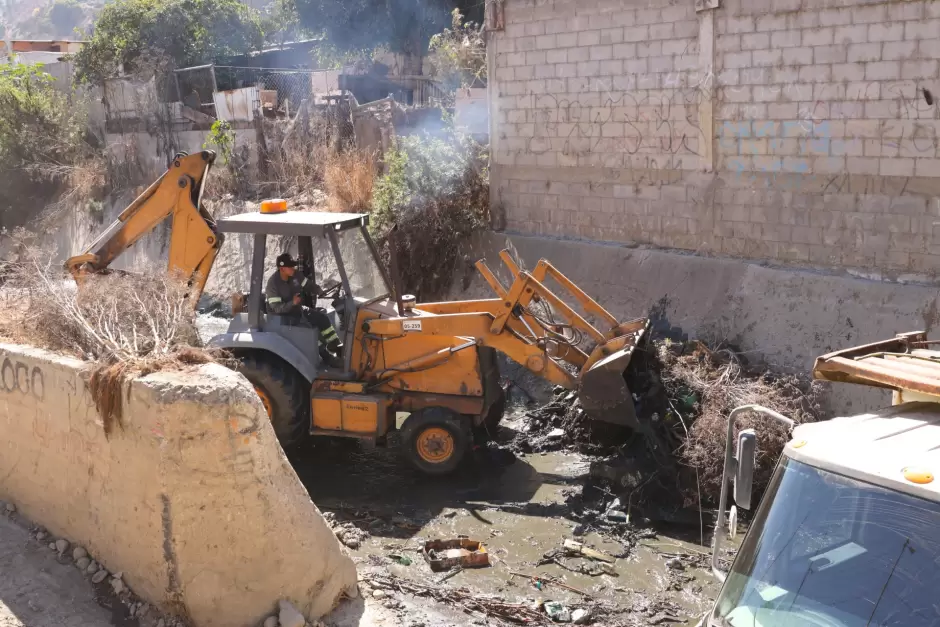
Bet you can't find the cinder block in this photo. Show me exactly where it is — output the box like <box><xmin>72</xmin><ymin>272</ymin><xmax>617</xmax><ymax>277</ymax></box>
<box><xmin>599</xmin><ymin>27</ymin><xmax>624</xmax><ymax>45</ymax></box>
<box><xmin>803</xmin><ymin>27</ymin><xmax>835</xmax><ymax>47</ymax></box>
<box><xmin>577</xmin><ymin>30</ymin><xmax>601</xmax><ymax>47</ymax></box>
<box><xmin>754</xmin><ymin>49</ymin><xmax>783</xmax><ymax>66</ymax></box>
<box><xmin>556</xmin><ymin>33</ymin><xmax>578</xmax><ymax>48</ymax></box>
<box><xmin>799</xmin><ymin>64</ymin><xmax>832</xmax><ymax>82</ymax></box>
<box><xmin>624</xmin><ymin>58</ymin><xmax>648</xmax><ymax>73</ymax></box>
<box><xmin>882</xmin><ymin>40</ymin><xmax>919</xmax><ymax>61</ymax></box>
<box><xmin>866</xmin><ymin>61</ymin><xmax>901</xmax><ymax>80</ymax></box>
<box><xmin>768</xmin><ymin>103</ymin><xmax>799</xmax><ymax>119</ymax></box>
<box><xmin>650</xmin><ymin>23</ymin><xmax>674</xmax><ymax>40</ymax></box>
<box><xmin>831</xmin><ymin>101</ymin><xmax>865</xmax><ymax>118</ymax></box>
<box><xmin>567</xmin><ymin>47</ymin><xmax>590</xmax><ymax>63</ymax></box>
<box><xmin>674</xmin><ymin>20</ymin><xmax>698</xmax><ymax>39</ymax></box>
<box><xmin>741</xmin><ymin>32</ymin><xmax>770</xmax><ymax>50</ymax></box>
<box><xmin>814</xmin><ymin>45</ymin><xmax>847</xmax><ymax>64</ymax></box>
<box><xmin>833</xmin><ymin>24</ymin><xmax>869</xmax><ymax>45</ymax></box>
<box><xmin>818</xmin><ymin>8</ymin><xmax>853</xmax><ymax>26</ymax></box>
<box><xmin>757</xmin><ymin>14</ymin><xmax>788</xmax><ymax>32</ymax></box>
<box><xmin>526</xmin><ymin>50</ymin><xmax>546</xmax><ymax>65</ymax></box>
<box><xmin>534</xmin><ymin>64</ymin><xmax>555</xmax><ymax>79</ymax></box>
<box><xmin>624</xmin><ymin>25</ymin><xmax>650</xmax><ymax>43</ymax></box>
<box><xmin>638</xmin><ymin>41</ymin><xmax>663</xmax><ymax>57</ymax></box>
<box><xmin>649</xmin><ymin>55</ymin><xmax>674</xmax><ymax>72</ymax></box>
<box><xmin>783</xmin><ymin>47</ymin><xmax>813</xmax><ymax>65</ymax></box>
<box><xmin>869</xmin><ymin>23</ymin><xmax>905</xmax><ymax>43</ymax></box>
<box><xmin>590</xmin><ymin>45</ymin><xmax>613</xmax><ymax>61</ymax></box>
<box><xmin>864</xmin><ymin>100</ymin><xmax>898</xmax><ymax>118</ymax></box>
<box><xmin>848</xmin><ymin>43</ymin><xmax>883</xmax><ymax>63</ymax></box>
<box><xmin>880</xmin><ymin>158</ymin><xmax>915</xmax><ymax>176</ymax></box>
<box><xmin>717</xmin><ymin>34</ymin><xmax>742</xmax><ymax>52</ymax></box>
<box><xmin>613</xmin><ymin>43</ymin><xmax>637</xmax><ymax>59</ymax></box>
<box><xmin>772</xmin><ymin>30</ymin><xmax>802</xmax><ymax>48</ymax></box>
<box><xmin>887</xmin><ymin>1</ymin><xmax>926</xmax><ymax>21</ymax></box>
<box><xmin>902</xmin><ymin>60</ymin><xmax>939</xmax><ymax>79</ymax></box>
<box><xmin>915</xmin><ymin>158</ymin><xmax>940</xmax><ymax>177</ymax></box>
<box><xmin>906</xmin><ymin>19</ymin><xmax>940</xmax><ymax>40</ymax></box>
<box><xmin>725</xmin><ymin>16</ymin><xmax>756</xmax><ymax>34</ymax></box>
<box><xmin>723</xmin><ymin>51</ymin><xmax>752</xmax><ymax>69</ymax></box>
<box><xmin>854</xmin><ymin>4</ymin><xmax>888</xmax><ymax>24</ymax></box>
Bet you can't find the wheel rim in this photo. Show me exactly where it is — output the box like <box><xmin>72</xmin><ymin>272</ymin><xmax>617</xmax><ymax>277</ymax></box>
<box><xmin>254</xmin><ymin>386</ymin><xmax>273</xmax><ymax>421</ymax></box>
<box><xmin>415</xmin><ymin>427</ymin><xmax>455</xmax><ymax>464</ymax></box>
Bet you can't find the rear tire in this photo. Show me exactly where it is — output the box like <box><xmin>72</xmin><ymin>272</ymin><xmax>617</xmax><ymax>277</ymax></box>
<box><xmin>235</xmin><ymin>351</ymin><xmax>309</xmax><ymax>450</ymax></box>
<box><xmin>401</xmin><ymin>408</ymin><xmax>469</xmax><ymax>475</ymax></box>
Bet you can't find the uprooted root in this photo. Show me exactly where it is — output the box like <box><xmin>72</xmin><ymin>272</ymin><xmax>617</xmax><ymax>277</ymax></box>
<box><xmin>89</xmin><ymin>361</ymin><xmax>132</xmax><ymax>438</ymax></box>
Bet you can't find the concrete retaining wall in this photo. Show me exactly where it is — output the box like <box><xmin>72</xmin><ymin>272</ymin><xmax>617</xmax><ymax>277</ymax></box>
<box><xmin>0</xmin><ymin>344</ymin><xmax>357</xmax><ymax>627</ymax></box>
<box><xmin>456</xmin><ymin>232</ymin><xmax>940</xmax><ymax>415</ymax></box>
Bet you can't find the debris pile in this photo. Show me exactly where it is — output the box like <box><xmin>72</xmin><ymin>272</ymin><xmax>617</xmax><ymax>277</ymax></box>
<box><xmin>322</xmin><ymin>511</ymin><xmax>371</xmax><ymax>550</ymax></box>
<box><xmin>513</xmin><ymin>334</ymin><xmax>823</xmax><ymax>508</ymax></box>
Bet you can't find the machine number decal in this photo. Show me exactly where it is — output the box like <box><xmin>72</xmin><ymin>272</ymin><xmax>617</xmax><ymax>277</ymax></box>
<box><xmin>402</xmin><ymin>320</ymin><xmax>422</xmax><ymax>332</ymax></box>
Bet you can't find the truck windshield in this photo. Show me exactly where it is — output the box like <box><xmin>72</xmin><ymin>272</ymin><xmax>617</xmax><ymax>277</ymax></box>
<box><xmin>713</xmin><ymin>457</ymin><xmax>940</xmax><ymax>627</ymax></box>
<box><xmin>316</xmin><ymin>229</ymin><xmax>390</xmax><ymax>302</ymax></box>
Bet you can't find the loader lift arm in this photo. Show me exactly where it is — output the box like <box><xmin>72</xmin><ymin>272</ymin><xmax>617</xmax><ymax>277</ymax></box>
<box><xmin>365</xmin><ymin>250</ymin><xmax>650</xmax><ymax>428</ymax></box>
<box><xmin>65</xmin><ymin>151</ymin><xmax>222</xmax><ymax>303</ymax></box>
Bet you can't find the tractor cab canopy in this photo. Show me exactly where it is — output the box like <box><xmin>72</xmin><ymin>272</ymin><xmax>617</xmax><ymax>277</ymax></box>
<box><xmin>215</xmin><ymin>210</ymin><xmax>391</xmax><ymax>329</ymax></box>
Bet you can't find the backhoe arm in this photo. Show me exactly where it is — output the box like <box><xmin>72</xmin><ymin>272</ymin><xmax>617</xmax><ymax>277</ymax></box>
<box><xmin>65</xmin><ymin>151</ymin><xmax>223</xmax><ymax>303</ymax></box>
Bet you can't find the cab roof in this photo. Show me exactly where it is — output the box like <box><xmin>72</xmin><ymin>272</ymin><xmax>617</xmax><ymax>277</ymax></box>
<box><xmin>215</xmin><ymin>211</ymin><xmax>369</xmax><ymax>237</ymax></box>
<box><xmin>788</xmin><ymin>402</ymin><xmax>940</xmax><ymax>503</ymax></box>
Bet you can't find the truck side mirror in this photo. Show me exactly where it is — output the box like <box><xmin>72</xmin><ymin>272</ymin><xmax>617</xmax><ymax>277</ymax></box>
<box><xmin>733</xmin><ymin>429</ymin><xmax>757</xmax><ymax>510</ymax></box>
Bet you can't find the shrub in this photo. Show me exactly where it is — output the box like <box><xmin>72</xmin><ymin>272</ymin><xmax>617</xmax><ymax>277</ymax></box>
<box><xmin>370</xmin><ymin>124</ymin><xmax>489</xmax><ymax>300</ymax></box>
<box><xmin>0</xmin><ymin>65</ymin><xmax>97</xmax><ymax>229</ymax></box>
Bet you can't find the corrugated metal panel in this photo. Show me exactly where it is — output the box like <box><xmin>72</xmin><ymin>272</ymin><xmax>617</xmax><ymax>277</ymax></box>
<box><xmin>213</xmin><ymin>86</ymin><xmax>259</xmax><ymax>122</ymax></box>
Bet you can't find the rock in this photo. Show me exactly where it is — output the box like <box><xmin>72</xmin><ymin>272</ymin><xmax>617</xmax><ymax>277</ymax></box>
<box><xmin>278</xmin><ymin>599</ymin><xmax>306</xmax><ymax>627</ymax></box>
<box><xmin>263</xmin><ymin>616</ymin><xmax>278</xmax><ymax>627</ymax></box>
<box><xmin>55</xmin><ymin>539</ymin><xmax>69</xmax><ymax>555</ymax></box>
<box><xmin>665</xmin><ymin>557</ymin><xmax>685</xmax><ymax>571</ymax></box>
<box><xmin>371</xmin><ymin>589</ymin><xmax>388</xmax><ymax>600</ymax></box>
<box><xmin>111</xmin><ymin>578</ymin><xmax>125</xmax><ymax>594</ymax></box>
<box><xmin>547</xmin><ymin>428</ymin><xmax>566</xmax><ymax>440</ymax></box>
<box><xmin>76</xmin><ymin>557</ymin><xmax>91</xmax><ymax>570</ymax></box>
<box><xmin>86</xmin><ymin>561</ymin><xmax>98</xmax><ymax>574</ymax></box>
<box><xmin>48</xmin><ymin>542</ymin><xmax>56</xmax><ymax>550</ymax></box>
<box><xmin>156</xmin><ymin>620</ymin><xmax>166</xmax><ymax>627</ymax></box>
<box><xmin>138</xmin><ymin>604</ymin><xmax>150</xmax><ymax>617</ymax></box>
<box><xmin>35</xmin><ymin>531</ymin><xmax>47</xmax><ymax>541</ymax></box>
<box><xmin>343</xmin><ymin>537</ymin><xmax>361</xmax><ymax>550</ymax></box>
<box><xmin>5</xmin><ymin>503</ymin><xmax>15</xmax><ymax>513</ymax></box>
<box><xmin>113</xmin><ymin>571</ymin><xmax>123</xmax><ymax>580</ymax></box>
<box><xmin>72</xmin><ymin>547</ymin><xmax>87</xmax><ymax>561</ymax></box>
<box><xmin>572</xmin><ymin>608</ymin><xmax>592</xmax><ymax>625</ymax></box>
<box><xmin>92</xmin><ymin>569</ymin><xmax>109</xmax><ymax>584</ymax></box>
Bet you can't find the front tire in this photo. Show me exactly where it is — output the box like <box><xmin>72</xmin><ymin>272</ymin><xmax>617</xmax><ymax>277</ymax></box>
<box><xmin>235</xmin><ymin>351</ymin><xmax>309</xmax><ymax>450</ymax></box>
<box><xmin>401</xmin><ymin>408</ymin><xmax>469</xmax><ymax>475</ymax></box>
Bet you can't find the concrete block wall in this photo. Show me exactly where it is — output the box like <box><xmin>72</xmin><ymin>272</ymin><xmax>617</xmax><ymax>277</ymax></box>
<box><xmin>489</xmin><ymin>0</ymin><xmax>940</xmax><ymax>278</ymax></box>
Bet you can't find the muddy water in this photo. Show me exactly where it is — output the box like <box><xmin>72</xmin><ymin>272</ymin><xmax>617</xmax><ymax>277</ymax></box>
<box><xmin>290</xmin><ymin>429</ymin><xmax>721</xmax><ymax>626</ymax></box>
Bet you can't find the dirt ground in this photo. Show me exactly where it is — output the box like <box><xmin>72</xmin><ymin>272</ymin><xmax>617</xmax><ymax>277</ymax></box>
<box><xmin>298</xmin><ymin>409</ymin><xmax>722</xmax><ymax>627</ymax></box>
<box><xmin>0</xmin><ymin>512</ymin><xmax>115</xmax><ymax>627</ymax></box>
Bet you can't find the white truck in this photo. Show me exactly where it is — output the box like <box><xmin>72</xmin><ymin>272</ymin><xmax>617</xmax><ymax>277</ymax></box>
<box><xmin>701</xmin><ymin>331</ymin><xmax>940</xmax><ymax>627</ymax></box>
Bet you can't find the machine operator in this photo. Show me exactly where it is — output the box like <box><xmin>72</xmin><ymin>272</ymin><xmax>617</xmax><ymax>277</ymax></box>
<box><xmin>265</xmin><ymin>253</ymin><xmax>343</xmax><ymax>366</ymax></box>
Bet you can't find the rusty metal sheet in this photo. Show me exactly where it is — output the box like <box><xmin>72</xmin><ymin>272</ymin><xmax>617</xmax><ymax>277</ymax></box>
<box><xmin>812</xmin><ymin>331</ymin><xmax>940</xmax><ymax>396</ymax></box>
<box><xmin>213</xmin><ymin>86</ymin><xmax>259</xmax><ymax>122</ymax></box>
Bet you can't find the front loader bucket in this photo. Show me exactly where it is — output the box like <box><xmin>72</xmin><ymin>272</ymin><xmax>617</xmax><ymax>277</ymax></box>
<box><xmin>578</xmin><ymin>322</ymin><xmax>649</xmax><ymax>429</ymax></box>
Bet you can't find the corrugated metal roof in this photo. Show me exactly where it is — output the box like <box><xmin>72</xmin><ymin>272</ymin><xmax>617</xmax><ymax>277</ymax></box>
<box><xmin>788</xmin><ymin>402</ymin><xmax>940</xmax><ymax>502</ymax></box>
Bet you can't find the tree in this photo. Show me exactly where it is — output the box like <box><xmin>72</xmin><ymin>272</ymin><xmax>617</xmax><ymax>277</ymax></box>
<box><xmin>291</xmin><ymin>0</ymin><xmax>482</xmax><ymax>58</ymax></box>
<box><xmin>48</xmin><ymin>0</ymin><xmax>84</xmax><ymax>37</ymax></box>
<box><xmin>72</xmin><ymin>0</ymin><xmax>265</xmax><ymax>84</ymax></box>
<box><xmin>427</xmin><ymin>9</ymin><xmax>485</xmax><ymax>90</ymax></box>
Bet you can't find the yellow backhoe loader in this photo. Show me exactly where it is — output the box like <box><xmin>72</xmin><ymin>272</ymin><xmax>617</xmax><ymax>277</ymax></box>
<box><xmin>67</xmin><ymin>150</ymin><xmax>650</xmax><ymax>474</ymax></box>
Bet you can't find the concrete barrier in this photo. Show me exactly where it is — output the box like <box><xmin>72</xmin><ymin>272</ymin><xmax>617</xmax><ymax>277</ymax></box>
<box><xmin>0</xmin><ymin>343</ymin><xmax>357</xmax><ymax>627</ymax></box>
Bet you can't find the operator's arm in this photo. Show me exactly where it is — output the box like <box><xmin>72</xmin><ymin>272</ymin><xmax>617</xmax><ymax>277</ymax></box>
<box><xmin>300</xmin><ymin>276</ymin><xmax>327</xmax><ymax>299</ymax></box>
<box><xmin>265</xmin><ymin>275</ymin><xmax>299</xmax><ymax>315</ymax></box>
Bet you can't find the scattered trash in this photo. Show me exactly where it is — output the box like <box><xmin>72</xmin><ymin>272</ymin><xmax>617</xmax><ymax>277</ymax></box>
<box><xmin>572</xmin><ymin>608</ymin><xmax>592</xmax><ymax>625</ymax></box>
<box><xmin>439</xmin><ymin>566</ymin><xmax>463</xmax><ymax>582</ymax></box>
<box><xmin>606</xmin><ymin>509</ymin><xmax>628</xmax><ymax>523</ymax></box>
<box><xmin>544</xmin><ymin>601</ymin><xmax>572</xmax><ymax>623</ymax></box>
<box><xmin>547</xmin><ymin>428</ymin><xmax>566</xmax><ymax>440</ymax></box>
<box><xmin>562</xmin><ymin>539</ymin><xmax>615</xmax><ymax>564</ymax></box>
<box><xmin>423</xmin><ymin>537</ymin><xmax>489</xmax><ymax>572</ymax></box>
<box><xmin>363</xmin><ymin>572</ymin><xmax>545</xmax><ymax>625</ymax></box>
<box><xmin>509</xmin><ymin>572</ymin><xmax>592</xmax><ymax>598</ymax></box>
<box><xmin>388</xmin><ymin>553</ymin><xmax>413</xmax><ymax>566</ymax></box>
<box><xmin>665</xmin><ymin>557</ymin><xmax>685</xmax><ymax>571</ymax></box>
